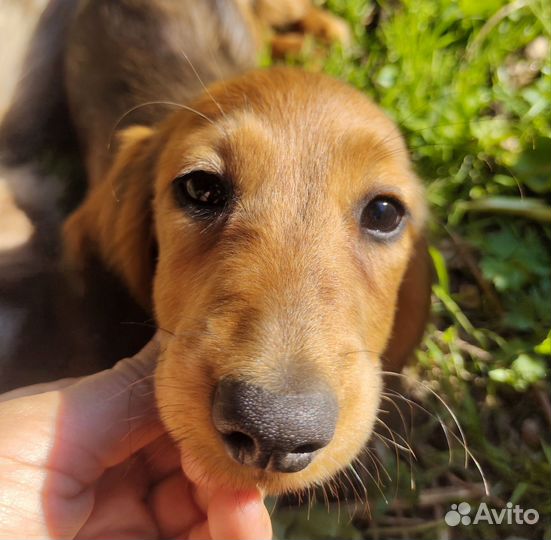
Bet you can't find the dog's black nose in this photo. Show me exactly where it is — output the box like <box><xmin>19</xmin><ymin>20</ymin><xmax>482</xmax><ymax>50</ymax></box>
<box><xmin>212</xmin><ymin>378</ymin><xmax>338</xmax><ymax>473</ymax></box>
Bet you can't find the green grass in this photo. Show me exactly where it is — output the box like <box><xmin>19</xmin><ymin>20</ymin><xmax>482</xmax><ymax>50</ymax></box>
<box><xmin>272</xmin><ymin>0</ymin><xmax>551</xmax><ymax>538</ymax></box>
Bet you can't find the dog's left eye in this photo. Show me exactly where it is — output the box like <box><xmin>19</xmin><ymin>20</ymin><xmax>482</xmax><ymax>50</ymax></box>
<box><xmin>173</xmin><ymin>171</ymin><xmax>231</xmax><ymax>216</ymax></box>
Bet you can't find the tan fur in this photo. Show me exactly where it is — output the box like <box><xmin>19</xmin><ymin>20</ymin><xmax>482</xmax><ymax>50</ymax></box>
<box><xmin>64</xmin><ymin>65</ymin><xmax>430</xmax><ymax>494</ymax></box>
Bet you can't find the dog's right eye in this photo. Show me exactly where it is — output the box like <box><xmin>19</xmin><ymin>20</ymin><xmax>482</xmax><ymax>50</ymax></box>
<box><xmin>173</xmin><ymin>171</ymin><xmax>231</xmax><ymax>217</ymax></box>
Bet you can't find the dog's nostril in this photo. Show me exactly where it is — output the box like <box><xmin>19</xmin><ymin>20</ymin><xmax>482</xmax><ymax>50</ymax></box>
<box><xmin>222</xmin><ymin>431</ymin><xmax>256</xmax><ymax>464</ymax></box>
<box><xmin>224</xmin><ymin>431</ymin><xmax>255</xmax><ymax>452</ymax></box>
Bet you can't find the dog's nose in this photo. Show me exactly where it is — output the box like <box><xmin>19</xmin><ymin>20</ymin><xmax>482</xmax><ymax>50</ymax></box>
<box><xmin>212</xmin><ymin>378</ymin><xmax>338</xmax><ymax>473</ymax></box>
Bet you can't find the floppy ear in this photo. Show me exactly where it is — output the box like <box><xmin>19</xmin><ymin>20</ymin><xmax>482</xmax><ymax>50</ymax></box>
<box><xmin>63</xmin><ymin>126</ymin><xmax>157</xmax><ymax>309</ymax></box>
<box><xmin>382</xmin><ymin>237</ymin><xmax>433</xmax><ymax>372</ymax></box>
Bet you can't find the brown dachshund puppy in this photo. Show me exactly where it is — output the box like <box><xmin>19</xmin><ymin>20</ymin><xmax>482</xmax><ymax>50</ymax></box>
<box><xmin>61</xmin><ymin>0</ymin><xmax>431</xmax><ymax>495</ymax></box>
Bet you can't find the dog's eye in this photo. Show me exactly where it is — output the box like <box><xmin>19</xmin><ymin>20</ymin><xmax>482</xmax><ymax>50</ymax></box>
<box><xmin>173</xmin><ymin>171</ymin><xmax>231</xmax><ymax>216</ymax></box>
<box><xmin>361</xmin><ymin>196</ymin><xmax>405</xmax><ymax>238</ymax></box>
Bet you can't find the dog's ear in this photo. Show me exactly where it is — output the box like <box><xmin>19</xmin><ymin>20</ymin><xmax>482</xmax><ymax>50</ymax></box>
<box><xmin>382</xmin><ymin>237</ymin><xmax>433</xmax><ymax>372</ymax></box>
<box><xmin>63</xmin><ymin>126</ymin><xmax>157</xmax><ymax>309</ymax></box>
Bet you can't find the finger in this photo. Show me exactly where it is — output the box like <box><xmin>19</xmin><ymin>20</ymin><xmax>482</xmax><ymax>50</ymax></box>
<box><xmin>51</xmin><ymin>334</ymin><xmax>165</xmax><ymax>485</ymax></box>
<box><xmin>207</xmin><ymin>490</ymin><xmax>272</xmax><ymax>540</ymax></box>
<box><xmin>150</xmin><ymin>474</ymin><xmax>203</xmax><ymax>538</ymax></box>
<box><xmin>0</xmin><ymin>377</ymin><xmax>81</xmax><ymax>403</ymax></box>
<box><xmin>143</xmin><ymin>435</ymin><xmax>203</xmax><ymax>538</ymax></box>
<box><xmin>75</xmin><ymin>458</ymin><xmax>158</xmax><ymax>539</ymax></box>
<box><xmin>182</xmin><ymin>452</ymin><xmax>272</xmax><ymax>540</ymax></box>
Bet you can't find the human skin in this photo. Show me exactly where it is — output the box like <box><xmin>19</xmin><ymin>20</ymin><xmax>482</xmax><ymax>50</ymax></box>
<box><xmin>0</xmin><ymin>335</ymin><xmax>272</xmax><ymax>540</ymax></box>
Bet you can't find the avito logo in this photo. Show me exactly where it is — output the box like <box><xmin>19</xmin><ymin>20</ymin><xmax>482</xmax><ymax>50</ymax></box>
<box><xmin>445</xmin><ymin>501</ymin><xmax>539</xmax><ymax>527</ymax></box>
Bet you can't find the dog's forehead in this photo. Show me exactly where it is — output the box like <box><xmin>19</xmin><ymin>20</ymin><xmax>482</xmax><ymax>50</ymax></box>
<box><xmin>217</xmin><ymin>107</ymin><xmax>410</xmax><ymax>186</ymax></box>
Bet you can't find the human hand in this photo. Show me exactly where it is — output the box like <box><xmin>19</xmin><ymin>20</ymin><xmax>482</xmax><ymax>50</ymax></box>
<box><xmin>0</xmin><ymin>336</ymin><xmax>272</xmax><ymax>540</ymax></box>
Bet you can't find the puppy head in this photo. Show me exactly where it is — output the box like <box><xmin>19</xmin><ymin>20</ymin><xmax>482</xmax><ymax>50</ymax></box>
<box><xmin>65</xmin><ymin>68</ymin><xmax>429</xmax><ymax>494</ymax></box>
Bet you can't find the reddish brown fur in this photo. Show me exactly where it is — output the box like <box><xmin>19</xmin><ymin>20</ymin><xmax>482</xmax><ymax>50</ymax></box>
<box><xmin>60</xmin><ymin>1</ymin><xmax>431</xmax><ymax>495</ymax></box>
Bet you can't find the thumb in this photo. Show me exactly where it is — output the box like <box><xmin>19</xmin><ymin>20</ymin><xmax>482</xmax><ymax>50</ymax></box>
<box><xmin>53</xmin><ymin>333</ymin><xmax>165</xmax><ymax>484</ymax></box>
